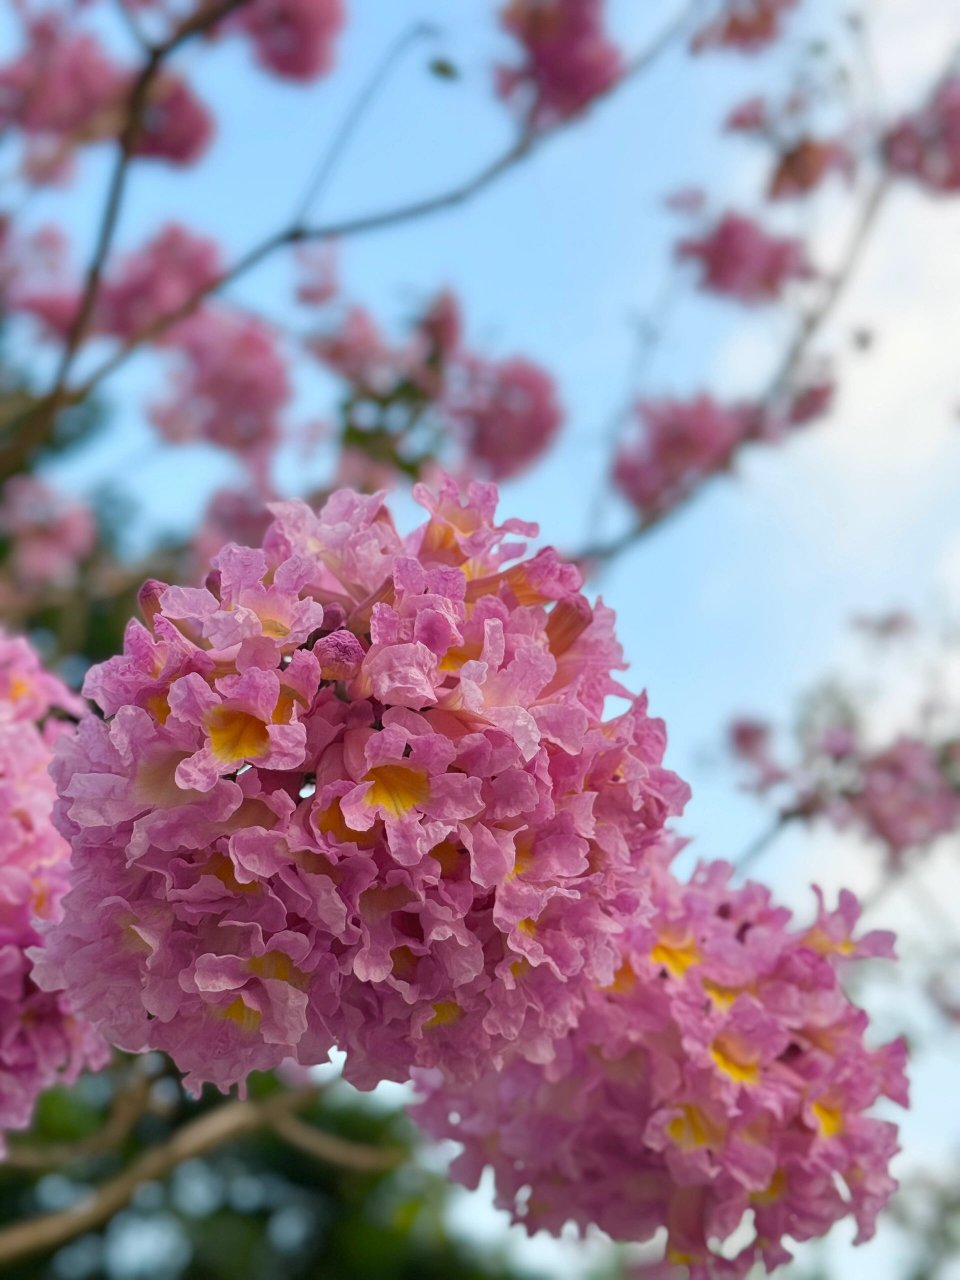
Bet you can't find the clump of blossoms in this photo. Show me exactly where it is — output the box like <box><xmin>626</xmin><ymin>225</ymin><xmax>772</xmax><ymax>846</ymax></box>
<box><xmin>728</xmin><ymin>712</ymin><xmax>960</xmax><ymax>869</ymax></box>
<box><xmin>692</xmin><ymin>0</ymin><xmax>797</xmax><ymax>54</ymax></box>
<box><xmin>612</xmin><ymin>395</ymin><xmax>759</xmax><ymax>521</ymax></box>
<box><xmin>884</xmin><ymin>77</ymin><xmax>960</xmax><ymax>195</ymax></box>
<box><xmin>0</xmin><ymin>632</ymin><xmax>107</xmax><ymax>1149</ymax></box>
<box><xmin>496</xmin><ymin>0</ymin><xmax>624</xmax><ymax>126</ymax></box>
<box><xmin>414</xmin><ymin>851</ymin><xmax>907</xmax><ymax>1277</ymax></box>
<box><xmin>37</xmin><ymin>478</ymin><xmax>689</xmax><ymax>1094</ymax></box>
<box><xmin>676</xmin><ymin>212</ymin><xmax>814</xmax><ymax>305</ymax></box>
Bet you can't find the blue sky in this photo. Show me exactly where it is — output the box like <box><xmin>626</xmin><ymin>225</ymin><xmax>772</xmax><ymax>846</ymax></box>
<box><xmin>5</xmin><ymin>0</ymin><xmax>960</xmax><ymax>1274</ymax></box>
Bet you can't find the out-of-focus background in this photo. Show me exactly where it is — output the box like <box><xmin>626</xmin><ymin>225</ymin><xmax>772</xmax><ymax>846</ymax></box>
<box><xmin>1</xmin><ymin>1</ymin><xmax>959</xmax><ymax>1277</ymax></box>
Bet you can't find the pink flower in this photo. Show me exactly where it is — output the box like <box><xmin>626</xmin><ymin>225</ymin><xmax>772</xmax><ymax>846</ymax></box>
<box><xmin>613</xmin><ymin>395</ymin><xmax>757</xmax><ymax>519</ymax></box>
<box><xmin>0</xmin><ymin>17</ymin><xmax>126</xmax><ymax>141</ymax></box>
<box><xmin>96</xmin><ymin>223</ymin><xmax>221</xmax><ymax>342</ymax></box>
<box><xmin>884</xmin><ymin>78</ymin><xmax>960</xmax><ymax>195</ymax></box>
<box><xmin>444</xmin><ymin>355</ymin><xmax>563</xmax><ymax>480</ymax></box>
<box><xmin>133</xmin><ymin>73</ymin><xmax>214</xmax><ymax>166</ymax></box>
<box><xmin>677</xmin><ymin>213</ymin><xmax>813</xmax><ymax>305</ymax></box>
<box><xmin>39</xmin><ymin>477</ymin><xmax>689</xmax><ymax>1093</ymax></box>
<box><xmin>692</xmin><ymin>0</ymin><xmax>798</xmax><ymax>54</ymax></box>
<box><xmin>237</xmin><ymin>0</ymin><xmax>345</xmax><ymax>82</ymax></box>
<box><xmin>0</xmin><ymin>477</ymin><xmax>96</xmax><ymax>588</ymax></box>
<box><xmin>149</xmin><ymin>308</ymin><xmax>290</xmax><ymax>464</ymax></box>
<box><xmin>845</xmin><ymin>737</ymin><xmax>960</xmax><ymax>862</ymax></box>
<box><xmin>0</xmin><ymin>19</ymin><xmax>211</xmax><ymax>174</ymax></box>
<box><xmin>414</xmin><ymin>855</ymin><xmax>906</xmax><ymax>1275</ymax></box>
<box><xmin>497</xmin><ymin>0</ymin><xmax>624</xmax><ymax>126</ymax></box>
<box><xmin>295</xmin><ymin>243</ymin><xmax>339</xmax><ymax>307</ymax></box>
<box><xmin>725</xmin><ymin>96</ymin><xmax>768</xmax><ymax>132</ymax></box>
<box><xmin>0</xmin><ymin>630</ymin><xmax>107</xmax><ymax>1150</ymax></box>
<box><xmin>728</xmin><ymin>718</ymin><xmax>787</xmax><ymax>791</ymax></box>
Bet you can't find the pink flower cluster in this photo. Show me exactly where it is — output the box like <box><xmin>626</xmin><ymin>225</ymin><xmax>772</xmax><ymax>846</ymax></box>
<box><xmin>676</xmin><ymin>212</ymin><xmax>813</xmax><ymax>305</ymax></box>
<box><xmin>884</xmin><ymin>77</ymin><xmax>960</xmax><ymax>195</ymax></box>
<box><xmin>0</xmin><ymin>14</ymin><xmax>212</xmax><ymax>183</ymax></box>
<box><xmin>612</xmin><ymin>396</ymin><xmax>759</xmax><ymax>520</ymax></box>
<box><xmin>414</xmin><ymin>855</ymin><xmax>907</xmax><ymax>1277</ymax></box>
<box><xmin>0</xmin><ymin>476</ymin><xmax>96</xmax><ymax>588</ymax></box>
<box><xmin>309</xmin><ymin>288</ymin><xmax>563</xmax><ymax>482</ymax></box>
<box><xmin>444</xmin><ymin>355</ymin><xmax>563</xmax><ymax>480</ymax></box>
<box><xmin>692</xmin><ymin>0</ymin><xmax>798</xmax><ymax>54</ymax></box>
<box><xmin>38</xmin><ymin>479</ymin><xmax>688</xmax><ymax>1094</ymax></box>
<box><xmin>0</xmin><ymin>632</ymin><xmax>107</xmax><ymax>1149</ymax></box>
<box><xmin>729</xmin><ymin>714</ymin><xmax>960</xmax><ymax>867</ymax></box>
<box><xmin>840</xmin><ymin>738</ymin><xmax>960</xmax><ymax>863</ymax></box>
<box><xmin>149</xmin><ymin>308</ymin><xmax>291</xmax><ymax>468</ymax></box>
<box><xmin>236</xmin><ymin>0</ymin><xmax>345</xmax><ymax>82</ymax></box>
<box><xmin>496</xmin><ymin>0</ymin><xmax>624</xmax><ymax>126</ymax></box>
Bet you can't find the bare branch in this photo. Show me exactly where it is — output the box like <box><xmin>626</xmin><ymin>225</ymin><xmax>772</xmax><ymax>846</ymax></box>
<box><xmin>578</xmin><ymin>176</ymin><xmax>891</xmax><ymax>567</ymax></box>
<box><xmin>0</xmin><ymin>1085</ymin><xmax>402</xmax><ymax>1267</ymax></box>
<box><xmin>4</xmin><ymin>1063</ymin><xmax>153</xmax><ymax>1172</ymax></box>
<box><xmin>293</xmin><ymin>21</ymin><xmax>441</xmax><ymax>226</ymax></box>
<box><xmin>270</xmin><ymin>1111</ymin><xmax>404</xmax><ymax>1172</ymax></box>
<box><xmin>15</xmin><ymin>0</ymin><xmax>697</xmax><ymax>449</ymax></box>
<box><xmin>0</xmin><ymin>0</ymin><xmax>255</xmax><ymax>480</ymax></box>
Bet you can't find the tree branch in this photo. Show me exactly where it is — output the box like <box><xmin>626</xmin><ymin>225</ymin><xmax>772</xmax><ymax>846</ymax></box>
<box><xmin>269</xmin><ymin>1111</ymin><xmax>404</xmax><ymax>1172</ymax></box>
<box><xmin>0</xmin><ymin>1085</ymin><xmax>397</xmax><ymax>1266</ymax></box>
<box><xmin>0</xmin><ymin>0</ymin><xmax>255</xmax><ymax>480</ymax></box>
<box><xmin>4</xmin><ymin>1063</ymin><xmax>153</xmax><ymax>1172</ymax></box>
<box><xmin>578</xmin><ymin>175</ymin><xmax>891</xmax><ymax>567</ymax></box>
<box><xmin>15</xmin><ymin>0</ymin><xmax>696</xmax><ymax>449</ymax></box>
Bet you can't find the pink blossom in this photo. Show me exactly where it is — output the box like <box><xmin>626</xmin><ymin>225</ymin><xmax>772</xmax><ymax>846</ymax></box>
<box><xmin>0</xmin><ymin>17</ymin><xmax>126</xmax><ymax>142</ymax></box>
<box><xmin>295</xmin><ymin>243</ymin><xmax>339</xmax><ymax>307</ymax></box>
<box><xmin>725</xmin><ymin>96</ymin><xmax>768</xmax><ymax>132</ymax></box>
<box><xmin>677</xmin><ymin>213</ymin><xmax>813</xmax><ymax>305</ymax></box>
<box><xmin>845</xmin><ymin>737</ymin><xmax>960</xmax><ymax>862</ymax></box>
<box><xmin>193</xmin><ymin>488</ymin><xmax>274</xmax><ymax>571</ymax></box>
<box><xmin>0</xmin><ymin>477</ymin><xmax>96</xmax><ymax>588</ymax></box>
<box><xmin>884</xmin><ymin>78</ymin><xmax>960</xmax><ymax>195</ymax></box>
<box><xmin>149</xmin><ymin>308</ymin><xmax>290</xmax><ymax>463</ymax></box>
<box><xmin>0</xmin><ymin>630</ymin><xmax>107</xmax><ymax>1150</ymax></box>
<box><xmin>39</xmin><ymin>477</ymin><xmax>689</xmax><ymax>1093</ymax></box>
<box><xmin>613</xmin><ymin>395</ymin><xmax>757</xmax><ymax>519</ymax></box>
<box><xmin>728</xmin><ymin>718</ymin><xmax>787</xmax><ymax>791</ymax></box>
<box><xmin>237</xmin><ymin>0</ymin><xmax>345</xmax><ymax>82</ymax></box>
<box><xmin>692</xmin><ymin>0</ymin><xmax>798</xmax><ymax>54</ymax></box>
<box><xmin>444</xmin><ymin>355</ymin><xmax>562</xmax><ymax>480</ymax></box>
<box><xmin>133</xmin><ymin>72</ymin><xmax>214</xmax><ymax>166</ymax></box>
<box><xmin>309</xmin><ymin>306</ymin><xmax>397</xmax><ymax>394</ymax></box>
<box><xmin>497</xmin><ymin>0</ymin><xmax>624</xmax><ymax>126</ymax></box>
<box><xmin>414</xmin><ymin>855</ymin><xmax>906</xmax><ymax>1275</ymax></box>
<box><xmin>786</xmin><ymin>373</ymin><xmax>835</xmax><ymax>427</ymax></box>
<box><xmin>0</xmin><ymin>19</ymin><xmax>211</xmax><ymax>174</ymax></box>
<box><xmin>96</xmin><ymin>223</ymin><xmax>222</xmax><ymax>341</ymax></box>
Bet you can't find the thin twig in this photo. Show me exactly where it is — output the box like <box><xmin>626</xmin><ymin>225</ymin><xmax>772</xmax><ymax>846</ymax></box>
<box><xmin>293</xmin><ymin>21</ymin><xmax>440</xmax><ymax>226</ymax></box>
<box><xmin>731</xmin><ymin>809</ymin><xmax>802</xmax><ymax>877</ymax></box>
<box><xmin>270</xmin><ymin>1112</ymin><xmax>404</xmax><ymax>1172</ymax></box>
<box><xmin>578</xmin><ymin>175</ymin><xmax>891</xmax><ymax>566</ymax></box>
